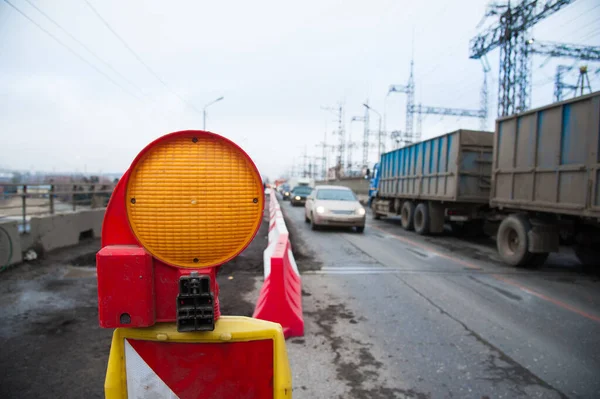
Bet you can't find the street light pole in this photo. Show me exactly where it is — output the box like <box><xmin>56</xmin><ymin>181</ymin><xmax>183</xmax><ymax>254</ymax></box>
<box><xmin>363</xmin><ymin>104</ymin><xmax>383</xmax><ymax>159</ymax></box>
<box><xmin>202</xmin><ymin>96</ymin><xmax>224</xmax><ymax>130</ymax></box>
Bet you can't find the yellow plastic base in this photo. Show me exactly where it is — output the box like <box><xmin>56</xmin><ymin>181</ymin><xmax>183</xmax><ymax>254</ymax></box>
<box><xmin>105</xmin><ymin>316</ymin><xmax>292</xmax><ymax>398</ymax></box>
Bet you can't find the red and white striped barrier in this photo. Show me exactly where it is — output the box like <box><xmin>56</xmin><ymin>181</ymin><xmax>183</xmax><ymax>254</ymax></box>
<box><xmin>253</xmin><ymin>190</ymin><xmax>303</xmax><ymax>338</ymax></box>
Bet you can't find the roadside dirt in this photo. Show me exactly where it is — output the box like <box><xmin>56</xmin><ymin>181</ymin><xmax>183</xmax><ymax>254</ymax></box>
<box><xmin>0</xmin><ymin>208</ymin><xmax>267</xmax><ymax>398</ymax></box>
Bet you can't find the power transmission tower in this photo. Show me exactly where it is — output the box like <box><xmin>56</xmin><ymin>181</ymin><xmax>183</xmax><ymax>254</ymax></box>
<box><xmin>554</xmin><ymin>65</ymin><xmax>577</xmax><ymax>101</ymax></box>
<box><xmin>321</xmin><ymin>104</ymin><xmax>346</xmax><ymax>175</ymax></box>
<box><xmin>480</xmin><ymin>56</ymin><xmax>491</xmax><ymax>130</ymax></box>
<box><xmin>388</xmin><ymin>59</ymin><xmax>415</xmax><ymax>143</ymax></box>
<box><xmin>301</xmin><ymin>148</ymin><xmax>310</xmax><ymax>178</ymax></box>
<box><xmin>414</xmin><ymin>105</ymin><xmax>486</xmax><ymax>140</ymax></box>
<box><xmin>575</xmin><ymin>65</ymin><xmax>593</xmax><ymax>97</ymax></box>
<box><xmin>316</xmin><ymin>130</ymin><xmax>335</xmax><ymax>182</ymax></box>
<box><xmin>350</xmin><ymin>116</ymin><xmax>365</xmax><ymax>171</ymax></box>
<box><xmin>470</xmin><ymin>0</ymin><xmax>574</xmax><ymax>116</ymax></box>
<box><xmin>529</xmin><ymin>40</ymin><xmax>600</xmax><ymax>60</ymax></box>
<box><xmin>530</xmin><ymin>40</ymin><xmax>600</xmax><ymax>100</ymax></box>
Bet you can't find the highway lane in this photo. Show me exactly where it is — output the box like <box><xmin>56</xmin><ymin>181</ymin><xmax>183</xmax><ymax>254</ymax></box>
<box><xmin>283</xmin><ymin>201</ymin><xmax>600</xmax><ymax>399</ymax></box>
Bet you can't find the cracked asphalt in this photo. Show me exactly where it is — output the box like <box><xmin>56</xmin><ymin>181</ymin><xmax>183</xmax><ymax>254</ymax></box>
<box><xmin>283</xmin><ymin>200</ymin><xmax>600</xmax><ymax>399</ymax></box>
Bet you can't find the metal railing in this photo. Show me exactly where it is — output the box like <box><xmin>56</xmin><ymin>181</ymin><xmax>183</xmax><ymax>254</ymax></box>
<box><xmin>0</xmin><ymin>183</ymin><xmax>116</xmax><ymax>232</ymax></box>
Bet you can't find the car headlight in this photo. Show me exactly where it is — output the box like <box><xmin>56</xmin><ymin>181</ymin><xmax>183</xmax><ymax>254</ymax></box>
<box><xmin>316</xmin><ymin>206</ymin><xmax>326</xmax><ymax>214</ymax></box>
<box><xmin>285</xmin><ymin>192</ymin><xmax>289</xmax><ymax>196</ymax></box>
<box><xmin>295</xmin><ymin>196</ymin><xmax>301</xmax><ymax>200</ymax></box>
<box><xmin>356</xmin><ymin>207</ymin><xmax>366</xmax><ymax>216</ymax></box>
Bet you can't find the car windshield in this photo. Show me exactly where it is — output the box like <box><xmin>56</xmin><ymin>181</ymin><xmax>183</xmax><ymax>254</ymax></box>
<box><xmin>293</xmin><ymin>186</ymin><xmax>312</xmax><ymax>195</ymax></box>
<box><xmin>316</xmin><ymin>189</ymin><xmax>356</xmax><ymax>201</ymax></box>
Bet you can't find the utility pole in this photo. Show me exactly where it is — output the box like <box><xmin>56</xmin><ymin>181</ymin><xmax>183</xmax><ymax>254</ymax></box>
<box><xmin>362</xmin><ymin>101</ymin><xmax>370</xmax><ymax>168</ymax></box>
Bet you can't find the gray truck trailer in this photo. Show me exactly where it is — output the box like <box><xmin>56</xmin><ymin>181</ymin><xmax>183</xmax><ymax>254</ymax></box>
<box><xmin>491</xmin><ymin>91</ymin><xmax>600</xmax><ymax>266</ymax></box>
<box><xmin>370</xmin><ymin>92</ymin><xmax>600</xmax><ymax>267</ymax></box>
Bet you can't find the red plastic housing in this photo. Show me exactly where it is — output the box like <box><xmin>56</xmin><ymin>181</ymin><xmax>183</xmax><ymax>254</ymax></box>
<box><xmin>97</xmin><ymin>245</ymin><xmax>220</xmax><ymax>328</ymax></box>
<box><xmin>97</xmin><ymin>130</ymin><xmax>263</xmax><ymax>328</ymax></box>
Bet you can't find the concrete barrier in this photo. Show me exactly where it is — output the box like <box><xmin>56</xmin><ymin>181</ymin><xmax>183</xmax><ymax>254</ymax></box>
<box><xmin>0</xmin><ymin>221</ymin><xmax>23</xmax><ymax>266</ymax></box>
<box><xmin>1</xmin><ymin>209</ymin><xmax>104</xmax><ymax>266</ymax></box>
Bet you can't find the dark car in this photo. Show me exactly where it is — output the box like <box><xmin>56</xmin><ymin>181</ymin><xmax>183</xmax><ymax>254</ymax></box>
<box><xmin>290</xmin><ymin>185</ymin><xmax>313</xmax><ymax>206</ymax></box>
<box><xmin>281</xmin><ymin>184</ymin><xmax>291</xmax><ymax>201</ymax></box>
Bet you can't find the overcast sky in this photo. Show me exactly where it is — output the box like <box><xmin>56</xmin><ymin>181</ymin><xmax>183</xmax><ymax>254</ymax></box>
<box><xmin>1</xmin><ymin>0</ymin><xmax>599</xmax><ymax>180</ymax></box>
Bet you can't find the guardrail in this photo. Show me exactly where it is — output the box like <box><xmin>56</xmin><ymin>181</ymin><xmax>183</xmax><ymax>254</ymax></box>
<box><xmin>0</xmin><ymin>183</ymin><xmax>115</xmax><ymax>232</ymax></box>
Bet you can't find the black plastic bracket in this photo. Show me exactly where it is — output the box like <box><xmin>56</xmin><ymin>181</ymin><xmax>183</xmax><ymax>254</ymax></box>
<box><xmin>176</xmin><ymin>272</ymin><xmax>214</xmax><ymax>332</ymax></box>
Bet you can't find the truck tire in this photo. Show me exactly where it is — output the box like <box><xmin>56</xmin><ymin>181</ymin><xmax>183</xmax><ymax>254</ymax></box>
<box><xmin>414</xmin><ymin>203</ymin><xmax>430</xmax><ymax>235</ymax></box>
<box><xmin>401</xmin><ymin>201</ymin><xmax>415</xmax><ymax>231</ymax></box>
<box><xmin>497</xmin><ymin>214</ymin><xmax>536</xmax><ymax>267</ymax></box>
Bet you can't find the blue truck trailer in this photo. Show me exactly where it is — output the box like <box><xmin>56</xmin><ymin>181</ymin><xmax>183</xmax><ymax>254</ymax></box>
<box><xmin>370</xmin><ymin>129</ymin><xmax>493</xmax><ymax>235</ymax></box>
<box><xmin>369</xmin><ymin>91</ymin><xmax>600</xmax><ymax>267</ymax></box>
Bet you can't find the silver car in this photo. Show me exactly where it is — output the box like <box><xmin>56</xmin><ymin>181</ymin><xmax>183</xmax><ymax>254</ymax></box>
<box><xmin>304</xmin><ymin>186</ymin><xmax>366</xmax><ymax>233</ymax></box>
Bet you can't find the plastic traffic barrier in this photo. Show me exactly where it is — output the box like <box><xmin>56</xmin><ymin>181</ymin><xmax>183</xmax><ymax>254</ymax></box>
<box><xmin>254</xmin><ymin>191</ymin><xmax>304</xmax><ymax>338</ymax></box>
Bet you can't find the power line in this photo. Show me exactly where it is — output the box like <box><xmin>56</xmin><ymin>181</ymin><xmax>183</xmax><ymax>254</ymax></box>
<box><xmin>546</xmin><ymin>1</ymin><xmax>600</xmax><ymax>32</ymax></box>
<box><xmin>579</xmin><ymin>27</ymin><xmax>600</xmax><ymax>42</ymax></box>
<box><xmin>559</xmin><ymin>14</ymin><xmax>600</xmax><ymax>42</ymax></box>
<box><xmin>21</xmin><ymin>0</ymin><xmax>148</xmax><ymax>99</ymax></box>
<box><xmin>82</xmin><ymin>0</ymin><xmax>203</xmax><ymax>115</ymax></box>
<box><xmin>3</xmin><ymin>0</ymin><xmax>143</xmax><ymax>101</ymax></box>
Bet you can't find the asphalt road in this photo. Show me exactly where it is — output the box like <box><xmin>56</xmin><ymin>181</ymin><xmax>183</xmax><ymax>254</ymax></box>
<box><xmin>282</xmin><ymin>200</ymin><xmax>600</xmax><ymax>399</ymax></box>
<box><xmin>1</xmin><ymin>197</ymin><xmax>599</xmax><ymax>399</ymax></box>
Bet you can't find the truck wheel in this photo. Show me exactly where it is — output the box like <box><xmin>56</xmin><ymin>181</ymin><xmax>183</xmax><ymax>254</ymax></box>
<box><xmin>401</xmin><ymin>201</ymin><xmax>415</xmax><ymax>231</ymax></box>
<box><xmin>497</xmin><ymin>214</ymin><xmax>535</xmax><ymax>267</ymax></box>
<box><xmin>414</xmin><ymin>203</ymin><xmax>430</xmax><ymax>235</ymax></box>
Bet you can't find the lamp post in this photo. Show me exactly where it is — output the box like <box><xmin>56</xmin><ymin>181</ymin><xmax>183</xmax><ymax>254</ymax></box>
<box><xmin>363</xmin><ymin>103</ymin><xmax>383</xmax><ymax>159</ymax></box>
<box><xmin>203</xmin><ymin>96</ymin><xmax>224</xmax><ymax>130</ymax></box>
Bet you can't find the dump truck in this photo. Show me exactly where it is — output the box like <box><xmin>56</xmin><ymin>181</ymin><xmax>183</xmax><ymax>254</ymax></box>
<box><xmin>370</xmin><ymin>91</ymin><xmax>600</xmax><ymax>267</ymax></box>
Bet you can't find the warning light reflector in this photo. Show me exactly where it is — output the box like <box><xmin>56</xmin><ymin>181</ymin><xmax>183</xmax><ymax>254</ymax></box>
<box><xmin>126</xmin><ymin>132</ymin><xmax>263</xmax><ymax>268</ymax></box>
